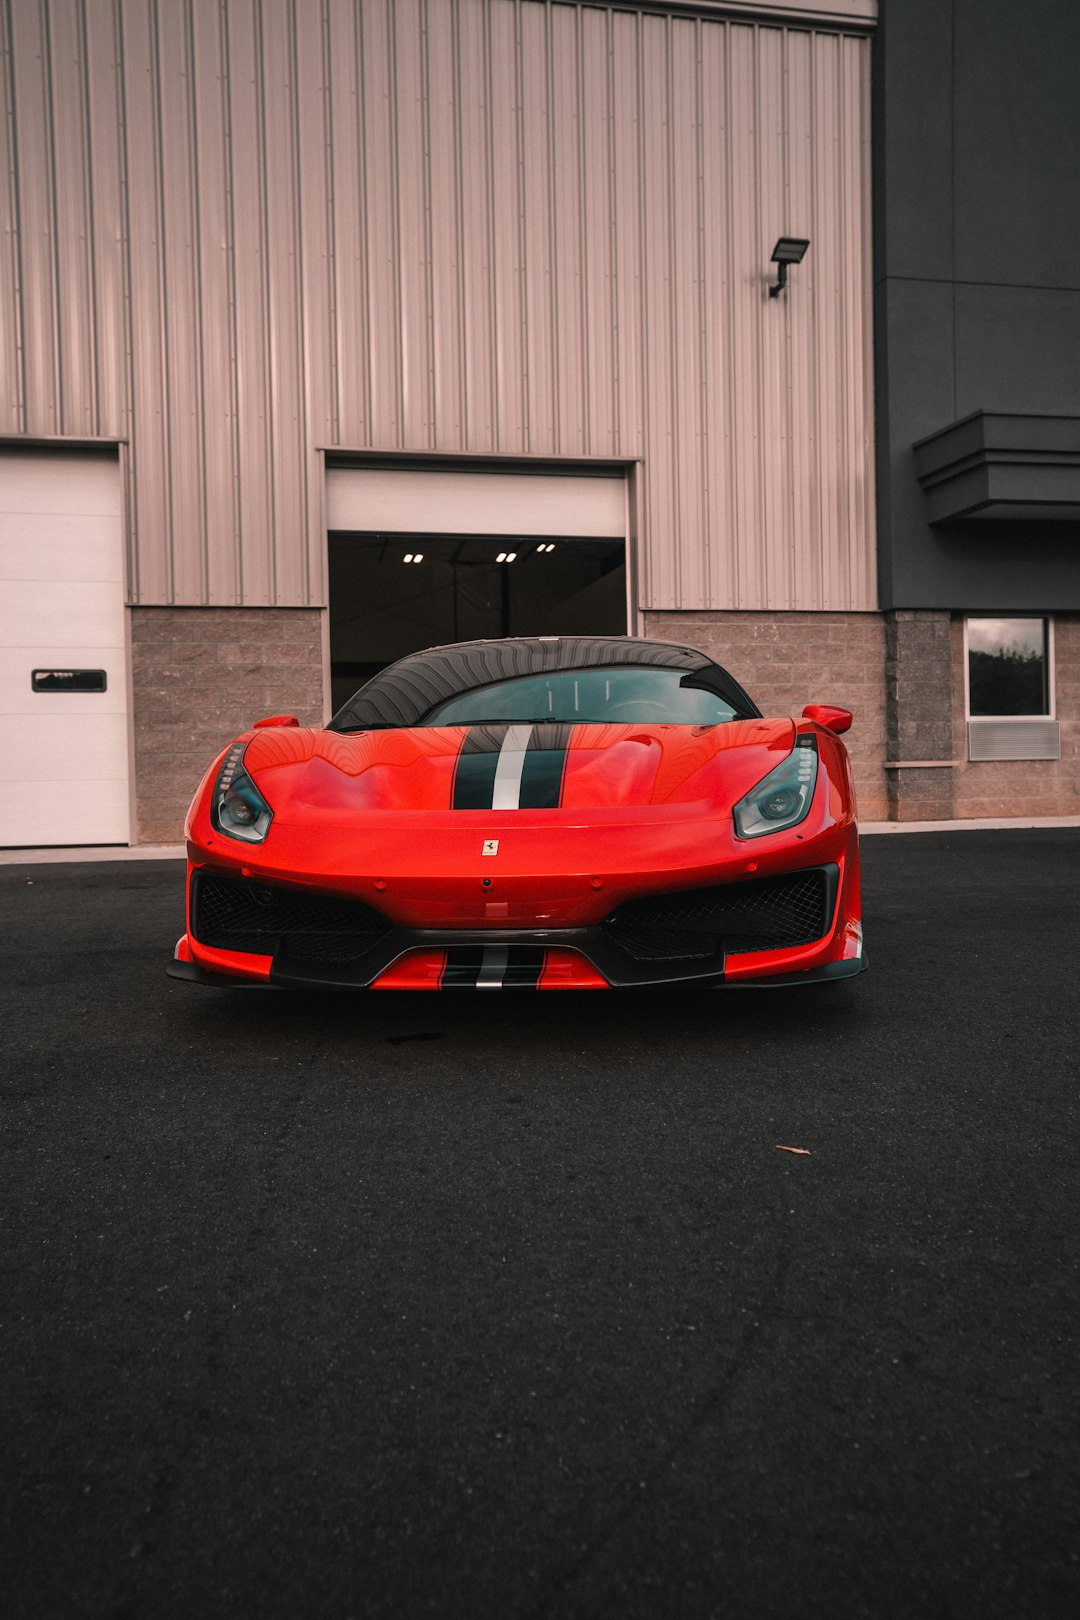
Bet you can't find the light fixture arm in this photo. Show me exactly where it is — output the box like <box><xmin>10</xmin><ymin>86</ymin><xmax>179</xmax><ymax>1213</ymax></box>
<box><xmin>768</xmin><ymin>262</ymin><xmax>790</xmax><ymax>299</ymax></box>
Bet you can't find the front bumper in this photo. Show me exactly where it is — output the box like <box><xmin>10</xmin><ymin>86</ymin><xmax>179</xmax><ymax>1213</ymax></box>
<box><xmin>168</xmin><ymin>856</ymin><xmax>864</xmax><ymax>991</ymax></box>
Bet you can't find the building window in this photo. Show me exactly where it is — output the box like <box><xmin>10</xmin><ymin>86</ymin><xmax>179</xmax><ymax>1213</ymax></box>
<box><xmin>966</xmin><ymin>618</ymin><xmax>1051</xmax><ymax>718</ymax></box>
<box><xmin>965</xmin><ymin>618</ymin><xmax>1059</xmax><ymax>762</ymax></box>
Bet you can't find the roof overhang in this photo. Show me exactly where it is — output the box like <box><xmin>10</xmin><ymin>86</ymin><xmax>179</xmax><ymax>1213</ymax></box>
<box><xmin>913</xmin><ymin>412</ymin><xmax>1080</xmax><ymax>524</ymax></box>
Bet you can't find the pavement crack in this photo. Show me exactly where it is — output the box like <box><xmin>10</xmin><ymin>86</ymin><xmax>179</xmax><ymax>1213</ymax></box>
<box><xmin>527</xmin><ymin>1246</ymin><xmax>795</xmax><ymax>1619</ymax></box>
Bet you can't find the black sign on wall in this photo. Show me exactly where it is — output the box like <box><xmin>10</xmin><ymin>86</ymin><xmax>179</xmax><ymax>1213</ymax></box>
<box><xmin>31</xmin><ymin>669</ymin><xmax>108</xmax><ymax>693</ymax></box>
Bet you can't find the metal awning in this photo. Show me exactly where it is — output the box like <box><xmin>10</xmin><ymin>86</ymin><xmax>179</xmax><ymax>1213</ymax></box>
<box><xmin>913</xmin><ymin>412</ymin><xmax>1080</xmax><ymax>523</ymax></box>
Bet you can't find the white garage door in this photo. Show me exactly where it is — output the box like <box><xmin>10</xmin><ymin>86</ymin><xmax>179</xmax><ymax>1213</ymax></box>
<box><xmin>325</xmin><ymin>466</ymin><xmax>626</xmax><ymax>537</ymax></box>
<box><xmin>0</xmin><ymin>451</ymin><xmax>130</xmax><ymax>847</ymax></box>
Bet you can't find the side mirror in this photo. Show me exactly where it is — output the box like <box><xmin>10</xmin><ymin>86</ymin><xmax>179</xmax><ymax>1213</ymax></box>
<box><xmin>253</xmin><ymin>714</ymin><xmax>300</xmax><ymax>728</ymax></box>
<box><xmin>802</xmin><ymin>703</ymin><xmax>853</xmax><ymax>735</ymax></box>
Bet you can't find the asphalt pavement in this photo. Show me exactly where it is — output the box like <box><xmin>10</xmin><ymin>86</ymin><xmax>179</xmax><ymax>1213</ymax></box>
<box><xmin>2</xmin><ymin>831</ymin><xmax>1078</xmax><ymax>1620</ymax></box>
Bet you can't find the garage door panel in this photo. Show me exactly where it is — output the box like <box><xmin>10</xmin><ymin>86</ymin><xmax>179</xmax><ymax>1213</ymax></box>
<box><xmin>4</xmin><ymin>712</ymin><xmax>130</xmax><ymax>777</ymax></box>
<box><xmin>0</xmin><ymin>649</ymin><xmax>127</xmax><ymax>715</ymax></box>
<box><xmin>0</xmin><ymin>777</ymin><xmax>131</xmax><ymax>848</ymax></box>
<box><xmin>0</xmin><ymin>514</ymin><xmax>125</xmax><ymax>582</ymax></box>
<box><xmin>1</xmin><ymin>452</ymin><xmax>129</xmax><ymax>846</ymax></box>
<box><xmin>0</xmin><ymin>454</ymin><xmax>122</xmax><ymax>517</ymax></box>
<box><xmin>0</xmin><ymin>581</ymin><xmax>126</xmax><ymax>649</ymax></box>
<box><xmin>326</xmin><ymin>468</ymin><xmax>625</xmax><ymax>537</ymax></box>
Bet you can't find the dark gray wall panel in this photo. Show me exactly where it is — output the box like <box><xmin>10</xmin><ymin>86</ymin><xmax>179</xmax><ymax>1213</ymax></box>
<box><xmin>886</xmin><ymin>465</ymin><xmax>1080</xmax><ymax>611</ymax></box>
<box><xmin>880</xmin><ymin>281</ymin><xmax>952</xmax><ymax>605</ymax></box>
<box><xmin>874</xmin><ymin>0</ymin><xmax>1080</xmax><ymax>608</ymax></box>
<box><xmin>873</xmin><ymin>0</ymin><xmax>953</xmax><ymax>283</ymax></box>
<box><xmin>886</xmin><ymin>477</ymin><xmax>1080</xmax><ymax>611</ymax></box>
<box><xmin>883</xmin><ymin>280</ymin><xmax>957</xmax><ymax>440</ymax></box>
<box><xmin>954</xmin><ymin>0</ymin><xmax>1080</xmax><ymax>289</ymax></box>
<box><xmin>879</xmin><ymin>289</ymin><xmax>1080</xmax><ymax>608</ymax></box>
<box><xmin>955</xmin><ymin>287</ymin><xmax>1080</xmax><ymax>417</ymax></box>
<box><xmin>876</xmin><ymin>280</ymin><xmax>953</xmax><ymax>606</ymax></box>
<box><xmin>896</xmin><ymin>521</ymin><xmax>1080</xmax><ymax>612</ymax></box>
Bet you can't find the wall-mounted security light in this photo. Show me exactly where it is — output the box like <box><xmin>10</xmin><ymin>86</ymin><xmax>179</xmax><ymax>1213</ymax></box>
<box><xmin>402</xmin><ymin>552</ymin><xmax>424</xmax><ymax>563</ymax></box>
<box><xmin>768</xmin><ymin>237</ymin><xmax>809</xmax><ymax>297</ymax></box>
<box><xmin>495</xmin><ymin>551</ymin><xmax>517</xmax><ymax>563</ymax></box>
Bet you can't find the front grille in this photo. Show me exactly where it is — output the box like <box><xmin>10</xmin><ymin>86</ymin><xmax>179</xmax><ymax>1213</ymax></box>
<box><xmin>190</xmin><ymin>871</ymin><xmax>392</xmax><ymax>966</ymax></box>
<box><xmin>602</xmin><ymin>868</ymin><xmax>832</xmax><ymax>962</ymax></box>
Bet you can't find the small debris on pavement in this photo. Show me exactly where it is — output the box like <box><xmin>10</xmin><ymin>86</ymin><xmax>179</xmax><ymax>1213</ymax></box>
<box><xmin>775</xmin><ymin>1144</ymin><xmax>812</xmax><ymax>1155</ymax></box>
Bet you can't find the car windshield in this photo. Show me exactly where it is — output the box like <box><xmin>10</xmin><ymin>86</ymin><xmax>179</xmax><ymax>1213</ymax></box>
<box><xmin>424</xmin><ymin>667</ymin><xmax>740</xmax><ymax>725</ymax></box>
<box><xmin>327</xmin><ymin>638</ymin><xmax>761</xmax><ymax>731</ymax></box>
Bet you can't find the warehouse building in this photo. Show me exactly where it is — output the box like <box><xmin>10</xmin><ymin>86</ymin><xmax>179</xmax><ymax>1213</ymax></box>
<box><xmin>873</xmin><ymin>0</ymin><xmax>1080</xmax><ymax>821</ymax></box>
<box><xmin>0</xmin><ymin>0</ymin><xmax>1076</xmax><ymax>849</ymax></box>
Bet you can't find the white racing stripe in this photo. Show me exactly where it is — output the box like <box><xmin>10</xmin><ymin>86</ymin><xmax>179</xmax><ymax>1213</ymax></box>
<box><xmin>491</xmin><ymin>724</ymin><xmax>533</xmax><ymax>810</ymax></box>
<box><xmin>476</xmin><ymin>946</ymin><xmax>510</xmax><ymax>988</ymax></box>
<box><xmin>479</xmin><ymin>726</ymin><xmax>530</xmax><ymax>987</ymax></box>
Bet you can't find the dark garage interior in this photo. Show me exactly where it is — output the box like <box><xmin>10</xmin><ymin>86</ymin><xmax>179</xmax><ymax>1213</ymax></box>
<box><xmin>328</xmin><ymin>533</ymin><xmax>626</xmax><ymax>713</ymax></box>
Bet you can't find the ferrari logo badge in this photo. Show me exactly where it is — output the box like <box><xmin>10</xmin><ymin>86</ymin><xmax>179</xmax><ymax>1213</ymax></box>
<box><xmin>482</xmin><ymin>840</ymin><xmax>499</xmax><ymax>856</ymax></box>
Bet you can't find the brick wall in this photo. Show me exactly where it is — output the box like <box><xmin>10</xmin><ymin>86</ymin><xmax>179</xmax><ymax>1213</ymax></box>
<box><xmin>130</xmin><ymin>607</ymin><xmax>1080</xmax><ymax>840</ymax></box>
<box><xmin>950</xmin><ymin>613</ymin><xmax>1080</xmax><ymax>819</ymax></box>
<box><xmin>131</xmin><ymin>607</ymin><xmax>325</xmax><ymax>844</ymax></box>
<box><xmin>644</xmin><ymin>611</ymin><xmax>888</xmax><ymax>820</ymax></box>
<box><xmin>885</xmin><ymin>611</ymin><xmax>954</xmax><ymax>820</ymax></box>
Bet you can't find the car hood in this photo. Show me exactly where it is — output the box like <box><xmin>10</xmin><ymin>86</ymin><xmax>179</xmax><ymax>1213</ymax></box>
<box><xmin>240</xmin><ymin>718</ymin><xmax>796</xmax><ymax>821</ymax></box>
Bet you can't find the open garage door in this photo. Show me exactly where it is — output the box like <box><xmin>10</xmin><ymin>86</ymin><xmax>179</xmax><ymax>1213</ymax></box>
<box><xmin>325</xmin><ymin>467</ymin><xmax>627</xmax><ymax>713</ymax></box>
<box><xmin>0</xmin><ymin>450</ymin><xmax>129</xmax><ymax>847</ymax></box>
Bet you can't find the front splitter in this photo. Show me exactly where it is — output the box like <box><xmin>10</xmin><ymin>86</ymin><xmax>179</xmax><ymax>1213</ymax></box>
<box><xmin>165</xmin><ymin>948</ymin><xmax>865</xmax><ymax>992</ymax></box>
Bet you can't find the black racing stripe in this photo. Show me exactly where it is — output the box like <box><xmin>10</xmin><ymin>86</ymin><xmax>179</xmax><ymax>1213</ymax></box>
<box><xmin>451</xmin><ymin>724</ymin><xmax>510</xmax><ymax>809</ymax></box>
<box><xmin>518</xmin><ymin>723</ymin><xmax>573</xmax><ymax>809</ymax></box>
<box><xmin>501</xmin><ymin>949</ymin><xmax>547</xmax><ymax>989</ymax></box>
<box><xmin>441</xmin><ymin>946</ymin><xmax>485</xmax><ymax>987</ymax></box>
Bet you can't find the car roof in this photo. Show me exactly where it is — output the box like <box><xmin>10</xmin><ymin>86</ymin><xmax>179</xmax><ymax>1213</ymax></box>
<box><xmin>327</xmin><ymin>635</ymin><xmax>760</xmax><ymax>731</ymax></box>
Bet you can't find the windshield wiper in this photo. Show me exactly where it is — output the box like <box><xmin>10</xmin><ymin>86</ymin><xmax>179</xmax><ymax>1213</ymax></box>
<box><xmin>426</xmin><ymin>716</ymin><xmax>597</xmax><ymax>726</ymax></box>
<box><xmin>328</xmin><ymin>721</ymin><xmax>408</xmax><ymax>732</ymax></box>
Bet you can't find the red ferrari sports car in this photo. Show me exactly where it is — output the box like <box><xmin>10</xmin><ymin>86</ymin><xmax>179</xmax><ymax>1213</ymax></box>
<box><xmin>167</xmin><ymin>635</ymin><xmax>864</xmax><ymax>992</ymax></box>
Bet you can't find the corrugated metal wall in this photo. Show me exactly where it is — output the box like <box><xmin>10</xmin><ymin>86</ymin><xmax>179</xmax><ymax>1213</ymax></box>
<box><xmin>0</xmin><ymin>0</ymin><xmax>874</xmax><ymax>612</ymax></box>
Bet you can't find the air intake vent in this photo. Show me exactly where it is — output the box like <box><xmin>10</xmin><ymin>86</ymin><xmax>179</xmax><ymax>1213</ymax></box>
<box><xmin>967</xmin><ymin>720</ymin><xmax>1060</xmax><ymax>761</ymax></box>
<box><xmin>190</xmin><ymin>871</ymin><xmax>391</xmax><ymax>964</ymax></box>
<box><xmin>602</xmin><ymin>868</ymin><xmax>833</xmax><ymax>962</ymax></box>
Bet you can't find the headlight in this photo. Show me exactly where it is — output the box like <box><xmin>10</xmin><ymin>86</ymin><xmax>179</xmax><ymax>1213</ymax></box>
<box><xmin>733</xmin><ymin>737</ymin><xmax>817</xmax><ymax>839</ymax></box>
<box><xmin>210</xmin><ymin>743</ymin><xmax>274</xmax><ymax>843</ymax></box>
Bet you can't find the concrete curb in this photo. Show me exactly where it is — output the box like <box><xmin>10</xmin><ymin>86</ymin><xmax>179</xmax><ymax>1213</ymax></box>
<box><xmin>0</xmin><ymin>844</ymin><xmax>186</xmax><ymax>866</ymax></box>
<box><xmin>861</xmin><ymin>816</ymin><xmax>1080</xmax><ymax>834</ymax></box>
